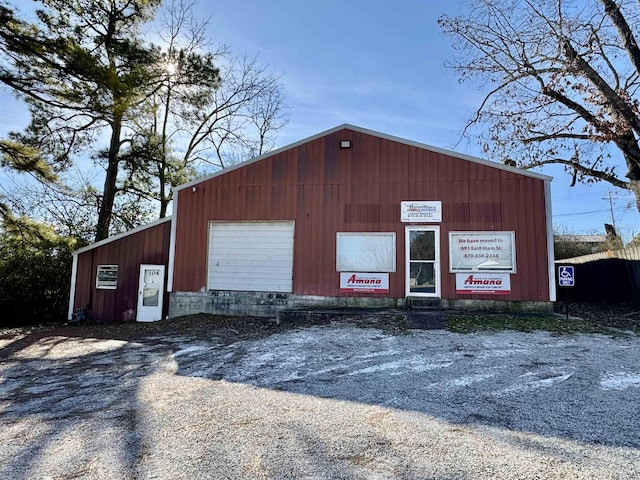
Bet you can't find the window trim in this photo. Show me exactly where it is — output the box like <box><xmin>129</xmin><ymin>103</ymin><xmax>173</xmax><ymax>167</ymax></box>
<box><xmin>336</xmin><ymin>232</ymin><xmax>396</xmax><ymax>273</ymax></box>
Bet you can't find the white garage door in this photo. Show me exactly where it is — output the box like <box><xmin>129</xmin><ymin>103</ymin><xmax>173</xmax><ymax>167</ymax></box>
<box><xmin>208</xmin><ymin>221</ymin><xmax>294</xmax><ymax>292</ymax></box>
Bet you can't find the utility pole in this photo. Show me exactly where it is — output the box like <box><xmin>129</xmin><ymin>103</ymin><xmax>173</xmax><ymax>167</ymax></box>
<box><xmin>603</xmin><ymin>191</ymin><xmax>616</xmax><ymax>230</ymax></box>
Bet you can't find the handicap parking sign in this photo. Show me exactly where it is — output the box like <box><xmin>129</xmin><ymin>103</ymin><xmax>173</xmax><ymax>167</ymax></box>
<box><xmin>558</xmin><ymin>266</ymin><xmax>575</xmax><ymax>287</ymax></box>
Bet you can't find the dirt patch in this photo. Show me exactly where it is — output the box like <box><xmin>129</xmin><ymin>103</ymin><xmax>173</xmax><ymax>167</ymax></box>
<box><xmin>553</xmin><ymin>301</ymin><xmax>640</xmax><ymax>330</ymax></box>
<box><xmin>0</xmin><ymin>312</ymin><xmax>411</xmax><ymax>348</ymax></box>
<box><xmin>2</xmin><ymin>303</ymin><xmax>638</xmax><ymax>345</ymax></box>
<box><xmin>0</xmin><ymin>314</ymin><xmax>278</xmax><ymax>350</ymax></box>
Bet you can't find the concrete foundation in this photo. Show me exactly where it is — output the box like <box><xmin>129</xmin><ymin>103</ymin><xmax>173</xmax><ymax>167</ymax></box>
<box><xmin>169</xmin><ymin>291</ymin><xmax>407</xmax><ymax>318</ymax></box>
<box><xmin>168</xmin><ymin>290</ymin><xmax>553</xmax><ymax>319</ymax></box>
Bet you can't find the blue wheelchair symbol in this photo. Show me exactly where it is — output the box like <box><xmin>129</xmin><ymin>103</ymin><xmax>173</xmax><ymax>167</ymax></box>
<box><xmin>558</xmin><ymin>266</ymin><xmax>574</xmax><ymax>287</ymax></box>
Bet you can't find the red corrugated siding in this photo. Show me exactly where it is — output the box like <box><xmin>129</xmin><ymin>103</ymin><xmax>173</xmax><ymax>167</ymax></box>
<box><xmin>173</xmin><ymin>129</ymin><xmax>550</xmax><ymax>301</ymax></box>
<box><xmin>73</xmin><ymin>220</ymin><xmax>172</xmax><ymax>322</ymax></box>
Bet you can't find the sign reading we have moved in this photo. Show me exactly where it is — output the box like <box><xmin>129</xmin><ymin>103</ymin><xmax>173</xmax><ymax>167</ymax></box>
<box><xmin>449</xmin><ymin>231</ymin><xmax>516</xmax><ymax>272</ymax></box>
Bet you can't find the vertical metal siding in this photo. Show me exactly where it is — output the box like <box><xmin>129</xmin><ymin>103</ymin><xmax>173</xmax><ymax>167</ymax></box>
<box><xmin>173</xmin><ymin>129</ymin><xmax>550</xmax><ymax>301</ymax></box>
<box><xmin>72</xmin><ymin>251</ymin><xmax>94</xmax><ymax>316</ymax></box>
<box><xmin>73</xmin><ymin>220</ymin><xmax>172</xmax><ymax>322</ymax></box>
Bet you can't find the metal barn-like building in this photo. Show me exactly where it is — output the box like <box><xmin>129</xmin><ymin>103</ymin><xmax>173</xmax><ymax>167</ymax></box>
<box><xmin>68</xmin><ymin>217</ymin><xmax>172</xmax><ymax>322</ymax></box>
<box><xmin>69</xmin><ymin>125</ymin><xmax>555</xmax><ymax>322</ymax></box>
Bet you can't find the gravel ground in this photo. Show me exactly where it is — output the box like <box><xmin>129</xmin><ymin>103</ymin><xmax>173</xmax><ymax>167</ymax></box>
<box><xmin>1</xmin><ymin>319</ymin><xmax>639</xmax><ymax>479</ymax></box>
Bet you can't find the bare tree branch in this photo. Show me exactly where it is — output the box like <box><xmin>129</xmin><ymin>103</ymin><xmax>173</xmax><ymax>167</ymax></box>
<box><xmin>440</xmin><ymin>0</ymin><xmax>640</xmax><ymax>213</ymax></box>
<box><xmin>599</xmin><ymin>0</ymin><xmax>640</xmax><ymax>77</ymax></box>
<box><xmin>528</xmin><ymin>157</ymin><xmax>628</xmax><ymax>188</ymax></box>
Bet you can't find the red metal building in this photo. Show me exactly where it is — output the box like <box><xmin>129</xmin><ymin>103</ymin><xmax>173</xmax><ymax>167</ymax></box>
<box><xmin>168</xmin><ymin>124</ymin><xmax>555</xmax><ymax>317</ymax></box>
<box><xmin>68</xmin><ymin>217</ymin><xmax>172</xmax><ymax>322</ymax></box>
<box><xmin>69</xmin><ymin>124</ymin><xmax>555</xmax><ymax>322</ymax></box>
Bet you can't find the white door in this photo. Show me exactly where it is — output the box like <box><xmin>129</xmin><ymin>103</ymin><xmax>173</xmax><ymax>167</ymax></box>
<box><xmin>405</xmin><ymin>226</ymin><xmax>440</xmax><ymax>297</ymax></box>
<box><xmin>137</xmin><ymin>264</ymin><xmax>165</xmax><ymax>322</ymax></box>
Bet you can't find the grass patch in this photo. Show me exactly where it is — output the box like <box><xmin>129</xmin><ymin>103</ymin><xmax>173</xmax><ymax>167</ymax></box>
<box><xmin>446</xmin><ymin>314</ymin><xmax>629</xmax><ymax>335</ymax></box>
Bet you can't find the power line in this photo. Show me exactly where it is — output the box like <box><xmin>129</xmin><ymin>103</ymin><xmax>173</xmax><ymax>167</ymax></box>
<box><xmin>552</xmin><ymin>207</ymin><xmax>629</xmax><ymax>217</ymax></box>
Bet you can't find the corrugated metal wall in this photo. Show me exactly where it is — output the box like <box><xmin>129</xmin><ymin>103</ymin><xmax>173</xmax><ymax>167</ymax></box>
<box><xmin>172</xmin><ymin>128</ymin><xmax>550</xmax><ymax>301</ymax></box>
<box><xmin>73</xmin><ymin>220</ymin><xmax>172</xmax><ymax>322</ymax></box>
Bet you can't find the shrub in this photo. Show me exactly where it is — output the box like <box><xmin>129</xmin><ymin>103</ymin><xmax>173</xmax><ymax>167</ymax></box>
<box><xmin>0</xmin><ymin>228</ymin><xmax>76</xmax><ymax>326</ymax></box>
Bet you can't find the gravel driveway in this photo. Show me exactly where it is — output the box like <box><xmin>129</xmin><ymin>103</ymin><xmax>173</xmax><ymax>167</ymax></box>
<box><xmin>1</xmin><ymin>322</ymin><xmax>639</xmax><ymax>479</ymax></box>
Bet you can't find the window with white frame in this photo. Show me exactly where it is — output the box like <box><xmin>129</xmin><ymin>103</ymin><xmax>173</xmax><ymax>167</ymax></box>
<box><xmin>336</xmin><ymin>232</ymin><xmax>396</xmax><ymax>272</ymax></box>
<box><xmin>96</xmin><ymin>265</ymin><xmax>118</xmax><ymax>289</ymax></box>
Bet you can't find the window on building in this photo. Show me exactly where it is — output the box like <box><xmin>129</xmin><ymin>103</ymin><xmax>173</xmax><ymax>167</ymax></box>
<box><xmin>96</xmin><ymin>265</ymin><xmax>118</xmax><ymax>289</ymax></box>
<box><xmin>336</xmin><ymin>232</ymin><xmax>396</xmax><ymax>272</ymax></box>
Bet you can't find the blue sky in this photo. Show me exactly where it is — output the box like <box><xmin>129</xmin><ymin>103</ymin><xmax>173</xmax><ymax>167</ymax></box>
<box><xmin>1</xmin><ymin>0</ymin><xmax>639</xmax><ymax>240</ymax></box>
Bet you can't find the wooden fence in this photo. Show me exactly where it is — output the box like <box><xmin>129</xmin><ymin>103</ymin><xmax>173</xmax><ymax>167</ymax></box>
<box><xmin>556</xmin><ymin>246</ymin><xmax>640</xmax><ymax>305</ymax></box>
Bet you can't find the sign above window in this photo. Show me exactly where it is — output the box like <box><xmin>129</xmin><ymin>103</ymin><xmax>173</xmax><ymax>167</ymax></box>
<box><xmin>401</xmin><ymin>201</ymin><xmax>442</xmax><ymax>223</ymax></box>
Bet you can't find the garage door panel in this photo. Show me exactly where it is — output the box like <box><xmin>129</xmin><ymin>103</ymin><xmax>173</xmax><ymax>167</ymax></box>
<box><xmin>209</xmin><ymin>266</ymin><xmax>294</xmax><ymax>276</ymax></box>
<box><xmin>209</xmin><ymin>248</ymin><xmax>293</xmax><ymax>256</ymax></box>
<box><xmin>209</xmin><ymin>282</ymin><xmax>290</xmax><ymax>292</ymax></box>
<box><xmin>211</xmin><ymin>260</ymin><xmax>293</xmax><ymax>267</ymax></box>
<box><xmin>208</xmin><ymin>222</ymin><xmax>294</xmax><ymax>292</ymax></box>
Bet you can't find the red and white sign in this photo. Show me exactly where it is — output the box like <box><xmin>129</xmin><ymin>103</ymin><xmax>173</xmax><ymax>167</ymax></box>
<box><xmin>340</xmin><ymin>272</ymin><xmax>389</xmax><ymax>293</ymax></box>
<box><xmin>455</xmin><ymin>273</ymin><xmax>511</xmax><ymax>295</ymax></box>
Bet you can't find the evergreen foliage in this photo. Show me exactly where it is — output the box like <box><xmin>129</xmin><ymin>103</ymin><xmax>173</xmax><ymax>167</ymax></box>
<box><xmin>0</xmin><ymin>218</ymin><xmax>79</xmax><ymax>326</ymax></box>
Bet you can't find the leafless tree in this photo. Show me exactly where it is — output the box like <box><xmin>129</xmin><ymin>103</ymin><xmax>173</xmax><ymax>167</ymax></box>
<box><xmin>2</xmin><ymin>168</ymin><xmax>154</xmax><ymax>243</ymax></box>
<box><xmin>124</xmin><ymin>0</ymin><xmax>288</xmax><ymax>218</ymax></box>
<box><xmin>440</xmin><ymin>0</ymin><xmax>640</xmax><ymax>213</ymax></box>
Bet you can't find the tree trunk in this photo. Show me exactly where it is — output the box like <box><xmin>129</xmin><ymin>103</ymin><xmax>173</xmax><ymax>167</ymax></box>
<box><xmin>620</xmin><ymin>134</ymin><xmax>640</xmax><ymax>216</ymax></box>
<box><xmin>628</xmin><ymin>179</ymin><xmax>640</xmax><ymax>217</ymax></box>
<box><xmin>95</xmin><ymin>116</ymin><xmax>123</xmax><ymax>241</ymax></box>
<box><xmin>158</xmin><ymin>81</ymin><xmax>173</xmax><ymax>220</ymax></box>
<box><xmin>159</xmin><ymin>188</ymin><xmax>169</xmax><ymax>218</ymax></box>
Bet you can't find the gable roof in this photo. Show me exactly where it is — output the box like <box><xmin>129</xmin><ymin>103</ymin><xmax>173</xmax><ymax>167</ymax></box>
<box><xmin>173</xmin><ymin>123</ymin><xmax>552</xmax><ymax>192</ymax></box>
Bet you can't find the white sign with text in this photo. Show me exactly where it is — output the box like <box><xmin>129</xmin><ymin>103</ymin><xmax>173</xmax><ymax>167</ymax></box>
<box><xmin>401</xmin><ymin>201</ymin><xmax>442</xmax><ymax>223</ymax></box>
<box><xmin>449</xmin><ymin>231</ymin><xmax>516</xmax><ymax>273</ymax></box>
